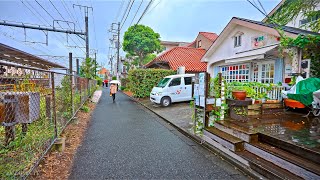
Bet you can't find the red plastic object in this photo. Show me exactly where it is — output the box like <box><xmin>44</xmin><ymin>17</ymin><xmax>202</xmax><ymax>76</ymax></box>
<box><xmin>284</xmin><ymin>98</ymin><xmax>305</xmax><ymax>109</ymax></box>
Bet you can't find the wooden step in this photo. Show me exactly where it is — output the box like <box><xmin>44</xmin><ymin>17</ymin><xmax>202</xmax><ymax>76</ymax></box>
<box><xmin>245</xmin><ymin>142</ymin><xmax>320</xmax><ymax>179</ymax></box>
<box><xmin>238</xmin><ymin>151</ymin><xmax>302</xmax><ymax>180</ymax></box>
<box><xmin>259</xmin><ymin>133</ymin><xmax>320</xmax><ymax>165</ymax></box>
<box><xmin>204</xmin><ymin>127</ymin><xmax>244</xmax><ymax>152</ymax></box>
<box><xmin>215</xmin><ymin>120</ymin><xmax>258</xmax><ymax>143</ymax></box>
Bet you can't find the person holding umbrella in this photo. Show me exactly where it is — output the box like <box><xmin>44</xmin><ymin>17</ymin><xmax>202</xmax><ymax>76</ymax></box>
<box><xmin>109</xmin><ymin>80</ymin><xmax>120</xmax><ymax>103</ymax></box>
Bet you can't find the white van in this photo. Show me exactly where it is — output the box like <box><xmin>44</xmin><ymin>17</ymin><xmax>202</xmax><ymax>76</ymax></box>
<box><xmin>150</xmin><ymin>74</ymin><xmax>195</xmax><ymax>107</ymax></box>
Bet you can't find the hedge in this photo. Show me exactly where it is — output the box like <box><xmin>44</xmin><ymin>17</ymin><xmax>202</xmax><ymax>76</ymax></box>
<box><xmin>127</xmin><ymin>69</ymin><xmax>175</xmax><ymax>98</ymax></box>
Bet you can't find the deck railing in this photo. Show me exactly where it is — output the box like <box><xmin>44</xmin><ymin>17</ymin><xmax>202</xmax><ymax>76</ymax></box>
<box><xmin>227</xmin><ymin>84</ymin><xmax>285</xmax><ymax>100</ymax></box>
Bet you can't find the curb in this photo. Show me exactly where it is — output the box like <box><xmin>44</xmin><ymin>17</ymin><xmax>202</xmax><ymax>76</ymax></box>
<box><xmin>121</xmin><ymin>91</ymin><xmax>264</xmax><ymax>180</ymax></box>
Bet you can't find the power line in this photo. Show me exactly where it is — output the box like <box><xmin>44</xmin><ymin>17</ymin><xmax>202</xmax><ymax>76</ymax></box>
<box><xmin>257</xmin><ymin>0</ymin><xmax>268</xmax><ymax>17</ymax></box>
<box><xmin>120</xmin><ymin>0</ymin><xmax>135</xmax><ymax>30</ymax></box>
<box><xmin>61</xmin><ymin>0</ymin><xmax>82</xmax><ymax>31</ymax></box>
<box><xmin>89</xmin><ymin>0</ymin><xmax>98</xmax><ymax>50</ymax></box>
<box><xmin>114</xmin><ymin>0</ymin><xmax>125</xmax><ymax>22</ymax></box>
<box><xmin>130</xmin><ymin>0</ymin><xmax>144</xmax><ymax>26</ymax></box>
<box><xmin>146</xmin><ymin>0</ymin><xmax>161</xmax><ymax>15</ymax></box>
<box><xmin>120</xmin><ymin>0</ymin><xmax>132</xmax><ymax>25</ymax></box>
<box><xmin>136</xmin><ymin>0</ymin><xmax>154</xmax><ymax>25</ymax></box>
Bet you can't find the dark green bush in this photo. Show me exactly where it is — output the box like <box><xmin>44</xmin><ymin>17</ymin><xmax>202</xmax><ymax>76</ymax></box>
<box><xmin>120</xmin><ymin>86</ymin><xmax>126</xmax><ymax>91</ymax></box>
<box><xmin>112</xmin><ymin>76</ymin><xmax>117</xmax><ymax>80</ymax></box>
<box><xmin>121</xmin><ymin>77</ymin><xmax>129</xmax><ymax>88</ymax></box>
<box><xmin>127</xmin><ymin>69</ymin><xmax>175</xmax><ymax>98</ymax></box>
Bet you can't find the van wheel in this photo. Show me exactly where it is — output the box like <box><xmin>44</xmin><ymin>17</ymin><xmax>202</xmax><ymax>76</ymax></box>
<box><xmin>161</xmin><ymin>97</ymin><xmax>171</xmax><ymax>107</ymax></box>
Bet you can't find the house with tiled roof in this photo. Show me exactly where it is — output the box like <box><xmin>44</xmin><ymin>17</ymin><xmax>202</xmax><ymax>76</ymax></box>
<box><xmin>145</xmin><ymin>32</ymin><xmax>218</xmax><ymax>74</ymax></box>
<box><xmin>187</xmin><ymin>32</ymin><xmax>218</xmax><ymax>50</ymax></box>
<box><xmin>202</xmin><ymin>17</ymin><xmax>319</xmax><ymax>85</ymax></box>
<box><xmin>145</xmin><ymin>47</ymin><xmax>207</xmax><ymax>73</ymax></box>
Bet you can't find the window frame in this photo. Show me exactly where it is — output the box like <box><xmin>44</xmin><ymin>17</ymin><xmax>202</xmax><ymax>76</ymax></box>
<box><xmin>220</xmin><ymin>64</ymin><xmax>250</xmax><ymax>82</ymax></box>
<box><xmin>234</xmin><ymin>35</ymin><xmax>242</xmax><ymax>47</ymax></box>
<box><xmin>184</xmin><ymin>77</ymin><xmax>192</xmax><ymax>85</ymax></box>
<box><xmin>169</xmin><ymin>77</ymin><xmax>181</xmax><ymax>87</ymax></box>
<box><xmin>198</xmin><ymin>40</ymin><xmax>202</xmax><ymax>48</ymax></box>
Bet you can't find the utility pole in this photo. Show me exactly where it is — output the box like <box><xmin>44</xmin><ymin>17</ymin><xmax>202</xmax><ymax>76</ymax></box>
<box><xmin>109</xmin><ymin>22</ymin><xmax>120</xmax><ymax>79</ymax></box>
<box><xmin>73</xmin><ymin>4</ymin><xmax>92</xmax><ymax>59</ymax></box>
<box><xmin>94</xmin><ymin>52</ymin><xmax>97</xmax><ymax>77</ymax></box>
<box><xmin>117</xmin><ymin>22</ymin><xmax>120</xmax><ymax>79</ymax></box>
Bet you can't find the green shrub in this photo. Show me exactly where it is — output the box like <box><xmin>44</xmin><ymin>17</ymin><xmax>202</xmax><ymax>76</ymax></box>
<box><xmin>112</xmin><ymin>76</ymin><xmax>117</xmax><ymax>80</ymax></box>
<box><xmin>81</xmin><ymin>105</ymin><xmax>90</xmax><ymax>113</ymax></box>
<box><xmin>95</xmin><ymin>76</ymin><xmax>102</xmax><ymax>86</ymax></box>
<box><xmin>121</xmin><ymin>77</ymin><xmax>129</xmax><ymax>87</ymax></box>
<box><xmin>120</xmin><ymin>86</ymin><xmax>126</xmax><ymax>91</ymax></box>
<box><xmin>127</xmin><ymin>69</ymin><xmax>175</xmax><ymax>98</ymax></box>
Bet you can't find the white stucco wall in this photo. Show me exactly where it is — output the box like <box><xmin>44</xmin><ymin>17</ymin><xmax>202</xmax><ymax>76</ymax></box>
<box><xmin>285</xmin><ymin>4</ymin><xmax>320</xmax><ymax>31</ymax></box>
<box><xmin>206</xmin><ymin>25</ymin><xmax>280</xmax><ymax>76</ymax></box>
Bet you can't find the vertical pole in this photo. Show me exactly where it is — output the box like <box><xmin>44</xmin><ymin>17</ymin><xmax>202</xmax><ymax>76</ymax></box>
<box><xmin>94</xmin><ymin>52</ymin><xmax>97</xmax><ymax>78</ymax></box>
<box><xmin>76</xmin><ymin>58</ymin><xmax>79</xmax><ymax>75</ymax></box>
<box><xmin>117</xmin><ymin>22</ymin><xmax>120</xmax><ymax>79</ymax></box>
<box><xmin>85</xmin><ymin>15</ymin><xmax>89</xmax><ymax>59</ymax></box>
<box><xmin>51</xmin><ymin>72</ymin><xmax>57</xmax><ymax>138</ymax></box>
<box><xmin>219</xmin><ymin>73</ymin><xmax>225</xmax><ymax>121</ymax></box>
<box><xmin>69</xmin><ymin>53</ymin><xmax>74</xmax><ymax>115</ymax></box>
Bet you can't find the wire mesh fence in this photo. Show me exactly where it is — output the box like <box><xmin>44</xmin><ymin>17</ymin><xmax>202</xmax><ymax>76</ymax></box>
<box><xmin>0</xmin><ymin>62</ymin><xmax>96</xmax><ymax>179</ymax></box>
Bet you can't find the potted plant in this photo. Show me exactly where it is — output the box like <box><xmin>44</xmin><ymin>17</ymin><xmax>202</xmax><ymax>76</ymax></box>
<box><xmin>231</xmin><ymin>86</ymin><xmax>246</xmax><ymax>100</ymax></box>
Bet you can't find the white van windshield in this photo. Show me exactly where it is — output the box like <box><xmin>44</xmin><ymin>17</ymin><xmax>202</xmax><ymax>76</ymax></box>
<box><xmin>156</xmin><ymin>78</ymin><xmax>170</xmax><ymax>88</ymax></box>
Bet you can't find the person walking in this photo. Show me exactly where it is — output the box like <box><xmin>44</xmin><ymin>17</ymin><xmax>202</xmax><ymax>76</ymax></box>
<box><xmin>110</xmin><ymin>83</ymin><xmax>117</xmax><ymax>103</ymax></box>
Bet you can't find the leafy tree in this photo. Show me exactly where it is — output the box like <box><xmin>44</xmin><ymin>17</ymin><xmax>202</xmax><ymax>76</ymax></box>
<box><xmin>266</xmin><ymin>0</ymin><xmax>320</xmax><ymax>77</ymax></box>
<box><xmin>142</xmin><ymin>54</ymin><xmax>156</xmax><ymax>65</ymax></box>
<box><xmin>123</xmin><ymin>25</ymin><xmax>163</xmax><ymax>67</ymax></box>
<box><xmin>80</xmin><ymin>57</ymin><xmax>96</xmax><ymax>79</ymax></box>
<box><xmin>268</xmin><ymin>0</ymin><xmax>320</xmax><ymax>32</ymax></box>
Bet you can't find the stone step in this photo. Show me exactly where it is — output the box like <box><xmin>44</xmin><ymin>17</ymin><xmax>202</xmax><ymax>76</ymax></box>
<box><xmin>259</xmin><ymin>133</ymin><xmax>320</xmax><ymax>165</ymax></box>
<box><xmin>215</xmin><ymin>120</ymin><xmax>258</xmax><ymax>143</ymax></box>
<box><xmin>245</xmin><ymin>142</ymin><xmax>320</xmax><ymax>179</ymax></box>
<box><xmin>204</xmin><ymin>127</ymin><xmax>244</xmax><ymax>152</ymax></box>
<box><xmin>238</xmin><ymin>151</ymin><xmax>302</xmax><ymax>180</ymax></box>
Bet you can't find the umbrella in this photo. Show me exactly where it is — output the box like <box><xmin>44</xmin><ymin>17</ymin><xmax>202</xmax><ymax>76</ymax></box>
<box><xmin>110</xmin><ymin>80</ymin><xmax>120</xmax><ymax>84</ymax></box>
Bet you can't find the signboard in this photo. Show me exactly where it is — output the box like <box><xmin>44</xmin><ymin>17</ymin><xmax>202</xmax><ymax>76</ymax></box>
<box><xmin>199</xmin><ymin>73</ymin><xmax>205</xmax><ymax>96</ymax></box>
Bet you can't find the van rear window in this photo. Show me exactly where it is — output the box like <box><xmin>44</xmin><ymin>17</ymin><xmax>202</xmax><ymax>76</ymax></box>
<box><xmin>184</xmin><ymin>77</ymin><xmax>192</xmax><ymax>85</ymax></box>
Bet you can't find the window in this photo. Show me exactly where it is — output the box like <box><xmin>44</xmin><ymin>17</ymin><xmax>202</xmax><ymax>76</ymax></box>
<box><xmin>198</xmin><ymin>40</ymin><xmax>202</xmax><ymax>48</ymax></box>
<box><xmin>300</xmin><ymin>12</ymin><xmax>320</xmax><ymax>26</ymax></box>
<box><xmin>184</xmin><ymin>77</ymin><xmax>192</xmax><ymax>85</ymax></box>
<box><xmin>234</xmin><ymin>35</ymin><xmax>242</xmax><ymax>47</ymax></box>
<box><xmin>156</xmin><ymin>78</ymin><xmax>170</xmax><ymax>88</ymax></box>
<box><xmin>252</xmin><ymin>62</ymin><xmax>274</xmax><ymax>83</ymax></box>
<box><xmin>221</xmin><ymin>64</ymin><xmax>250</xmax><ymax>82</ymax></box>
<box><xmin>169</xmin><ymin>78</ymin><xmax>181</xmax><ymax>86</ymax></box>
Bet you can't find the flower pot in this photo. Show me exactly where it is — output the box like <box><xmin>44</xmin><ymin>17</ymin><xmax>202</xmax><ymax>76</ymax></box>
<box><xmin>232</xmin><ymin>90</ymin><xmax>246</xmax><ymax>100</ymax></box>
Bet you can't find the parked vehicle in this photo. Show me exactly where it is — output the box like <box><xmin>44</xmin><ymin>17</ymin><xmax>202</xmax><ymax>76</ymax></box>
<box><xmin>150</xmin><ymin>74</ymin><xmax>195</xmax><ymax>107</ymax></box>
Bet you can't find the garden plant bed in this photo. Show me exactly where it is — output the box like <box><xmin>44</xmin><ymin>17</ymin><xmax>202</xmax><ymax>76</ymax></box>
<box><xmin>29</xmin><ymin>102</ymin><xmax>95</xmax><ymax>180</ymax></box>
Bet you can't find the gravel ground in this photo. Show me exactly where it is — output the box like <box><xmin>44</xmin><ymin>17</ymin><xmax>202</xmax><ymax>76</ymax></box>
<box><xmin>69</xmin><ymin>88</ymin><xmax>248</xmax><ymax>179</ymax></box>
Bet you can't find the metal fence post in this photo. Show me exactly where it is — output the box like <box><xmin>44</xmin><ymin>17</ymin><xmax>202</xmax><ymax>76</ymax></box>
<box><xmin>69</xmin><ymin>53</ymin><xmax>74</xmax><ymax>115</ymax></box>
<box><xmin>51</xmin><ymin>72</ymin><xmax>58</xmax><ymax>138</ymax></box>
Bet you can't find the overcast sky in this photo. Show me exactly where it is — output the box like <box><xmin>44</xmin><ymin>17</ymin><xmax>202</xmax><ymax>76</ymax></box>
<box><xmin>0</xmin><ymin>0</ymin><xmax>281</xmax><ymax>70</ymax></box>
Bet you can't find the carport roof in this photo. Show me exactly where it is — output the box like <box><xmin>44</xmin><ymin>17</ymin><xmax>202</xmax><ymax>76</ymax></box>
<box><xmin>0</xmin><ymin>43</ymin><xmax>65</xmax><ymax>69</ymax></box>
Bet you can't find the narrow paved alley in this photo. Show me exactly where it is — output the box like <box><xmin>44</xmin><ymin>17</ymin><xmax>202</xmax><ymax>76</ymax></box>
<box><xmin>69</xmin><ymin>88</ymin><xmax>248</xmax><ymax>179</ymax></box>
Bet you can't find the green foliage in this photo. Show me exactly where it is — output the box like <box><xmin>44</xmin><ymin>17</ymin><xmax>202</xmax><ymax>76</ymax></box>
<box><xmin>112</xmin><ymin>76</ymin><xmax>117</xmax><ymax>80</ymax></box>
<box><xmin>143</xmin><ymin>54</ymin><xmax>156</xmax><ymax>65</ymax></box>
<box><xmin>120</xmin><ymin>77</ymin><xmax>129</xmax><ymax>88</ymax></box>
<box><xmin>80</xmin><ymin>58</ymin><xmax>95</xmax><ymax>79</ymax></box>
<box><xmin>120</xmin><ymin>86</ymin><xmax>126</xmax><ymax>91</ymax></box>
<box><xmin>123</xmin><ymin>25</ymin><xmax>163</xmax><ymax>67</ymax></box>
<box><xmin>127</xmin><ymin>69</ymin><xmax>175</xmax><ymax>98</ymax></box>
<box><xmin>210</xmin><ymin>76</ymin><xmax>227</xmax><ymax>98</ymax></box>
<box><xmin>227</xmin><ymin>81</ymin><xmax>279</xmax><ymax>99</ymax></box>
<box><xmin>266</xmin><ymin>0</ymin><xmax>320</xmax><ymax>77</ymax></box>
<box><xmin>95</xmin><ymin>76</ymin><xmax>102</xmax><ymax>86</ymax></box>
<box><xmin>268</xmin><ymin>0</ymin><xmax>320</xmax><ymax>32</ymax></box>
<box><xmin>81</xmin><ymin>105</ymin><xmax>90</xmax><ymax>113</ymax></box>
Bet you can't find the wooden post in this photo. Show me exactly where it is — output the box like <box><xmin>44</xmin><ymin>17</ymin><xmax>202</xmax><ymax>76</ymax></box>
<box><xmin>45</xmin><ymin>95</ymin><xmax>51</xmax><ymax>120</ymax></box>
<box><xmin>51</xmin><ymin>72</ymin><xmax>58</xmax><ymax>138</ymax></box>
<box><xmin>69</xmin><ymin>53</ymin><xmax>74</xmax><ymax>115</ymax></box>
<box><xmin>219</xmin><ymin>73</ymin><xmax>225</xmax><ymax>121</ymax></box>
<box><xmin>204</xmin><ymin>73</ymin><xmax>210</xmax><ymax>128</ymax></box>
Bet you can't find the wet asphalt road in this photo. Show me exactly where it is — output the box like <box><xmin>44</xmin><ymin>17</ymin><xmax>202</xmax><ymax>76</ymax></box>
<box><xmin>69</xmin><ymin>88</ymin><xmax>248</xmax><ymax>179</ymax></box>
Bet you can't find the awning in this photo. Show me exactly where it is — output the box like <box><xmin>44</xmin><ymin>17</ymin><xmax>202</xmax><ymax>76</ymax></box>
<box><xmin>223</xmin><ymin>44</ymin><xmax>279</xmax><ymax>64</ymax></box>
<box><xmin>0</xmin><ymin>43</ymin><xmax>65</xmax><ymax>70</ymax></box>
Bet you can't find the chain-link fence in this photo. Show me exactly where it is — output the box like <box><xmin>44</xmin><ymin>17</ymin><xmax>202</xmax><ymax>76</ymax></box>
<box><xmin>0</xmin><ymin>62</ymin><xmax>96</xmax><ymax>179</ymax></box>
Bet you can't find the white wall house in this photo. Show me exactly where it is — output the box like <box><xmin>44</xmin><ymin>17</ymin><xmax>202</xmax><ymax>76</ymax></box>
<box><xmin>262</xmin><ymin>0</ymin><xmax>320</xmax><ymax>32</ymax></box>
<box><xmin>202</xmin><ymin>17</ymin><xmax>318</xmax><ymax>83</ymax></box>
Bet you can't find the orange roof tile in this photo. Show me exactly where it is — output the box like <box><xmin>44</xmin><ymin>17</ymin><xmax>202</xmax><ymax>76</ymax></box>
<box><xmin>98</xmin><ymin>67</ymin><xmax>108</xmax><ymax>75</ymax></box>
<box><xmin>199</xmin><ymin>32</ymin><xmax>218</xmax><ymax>42</ymax></box>
<box><xmin>145</xmin><ymin>47</ymin><xmax>207</xmax><ymax>72</ymax></box>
